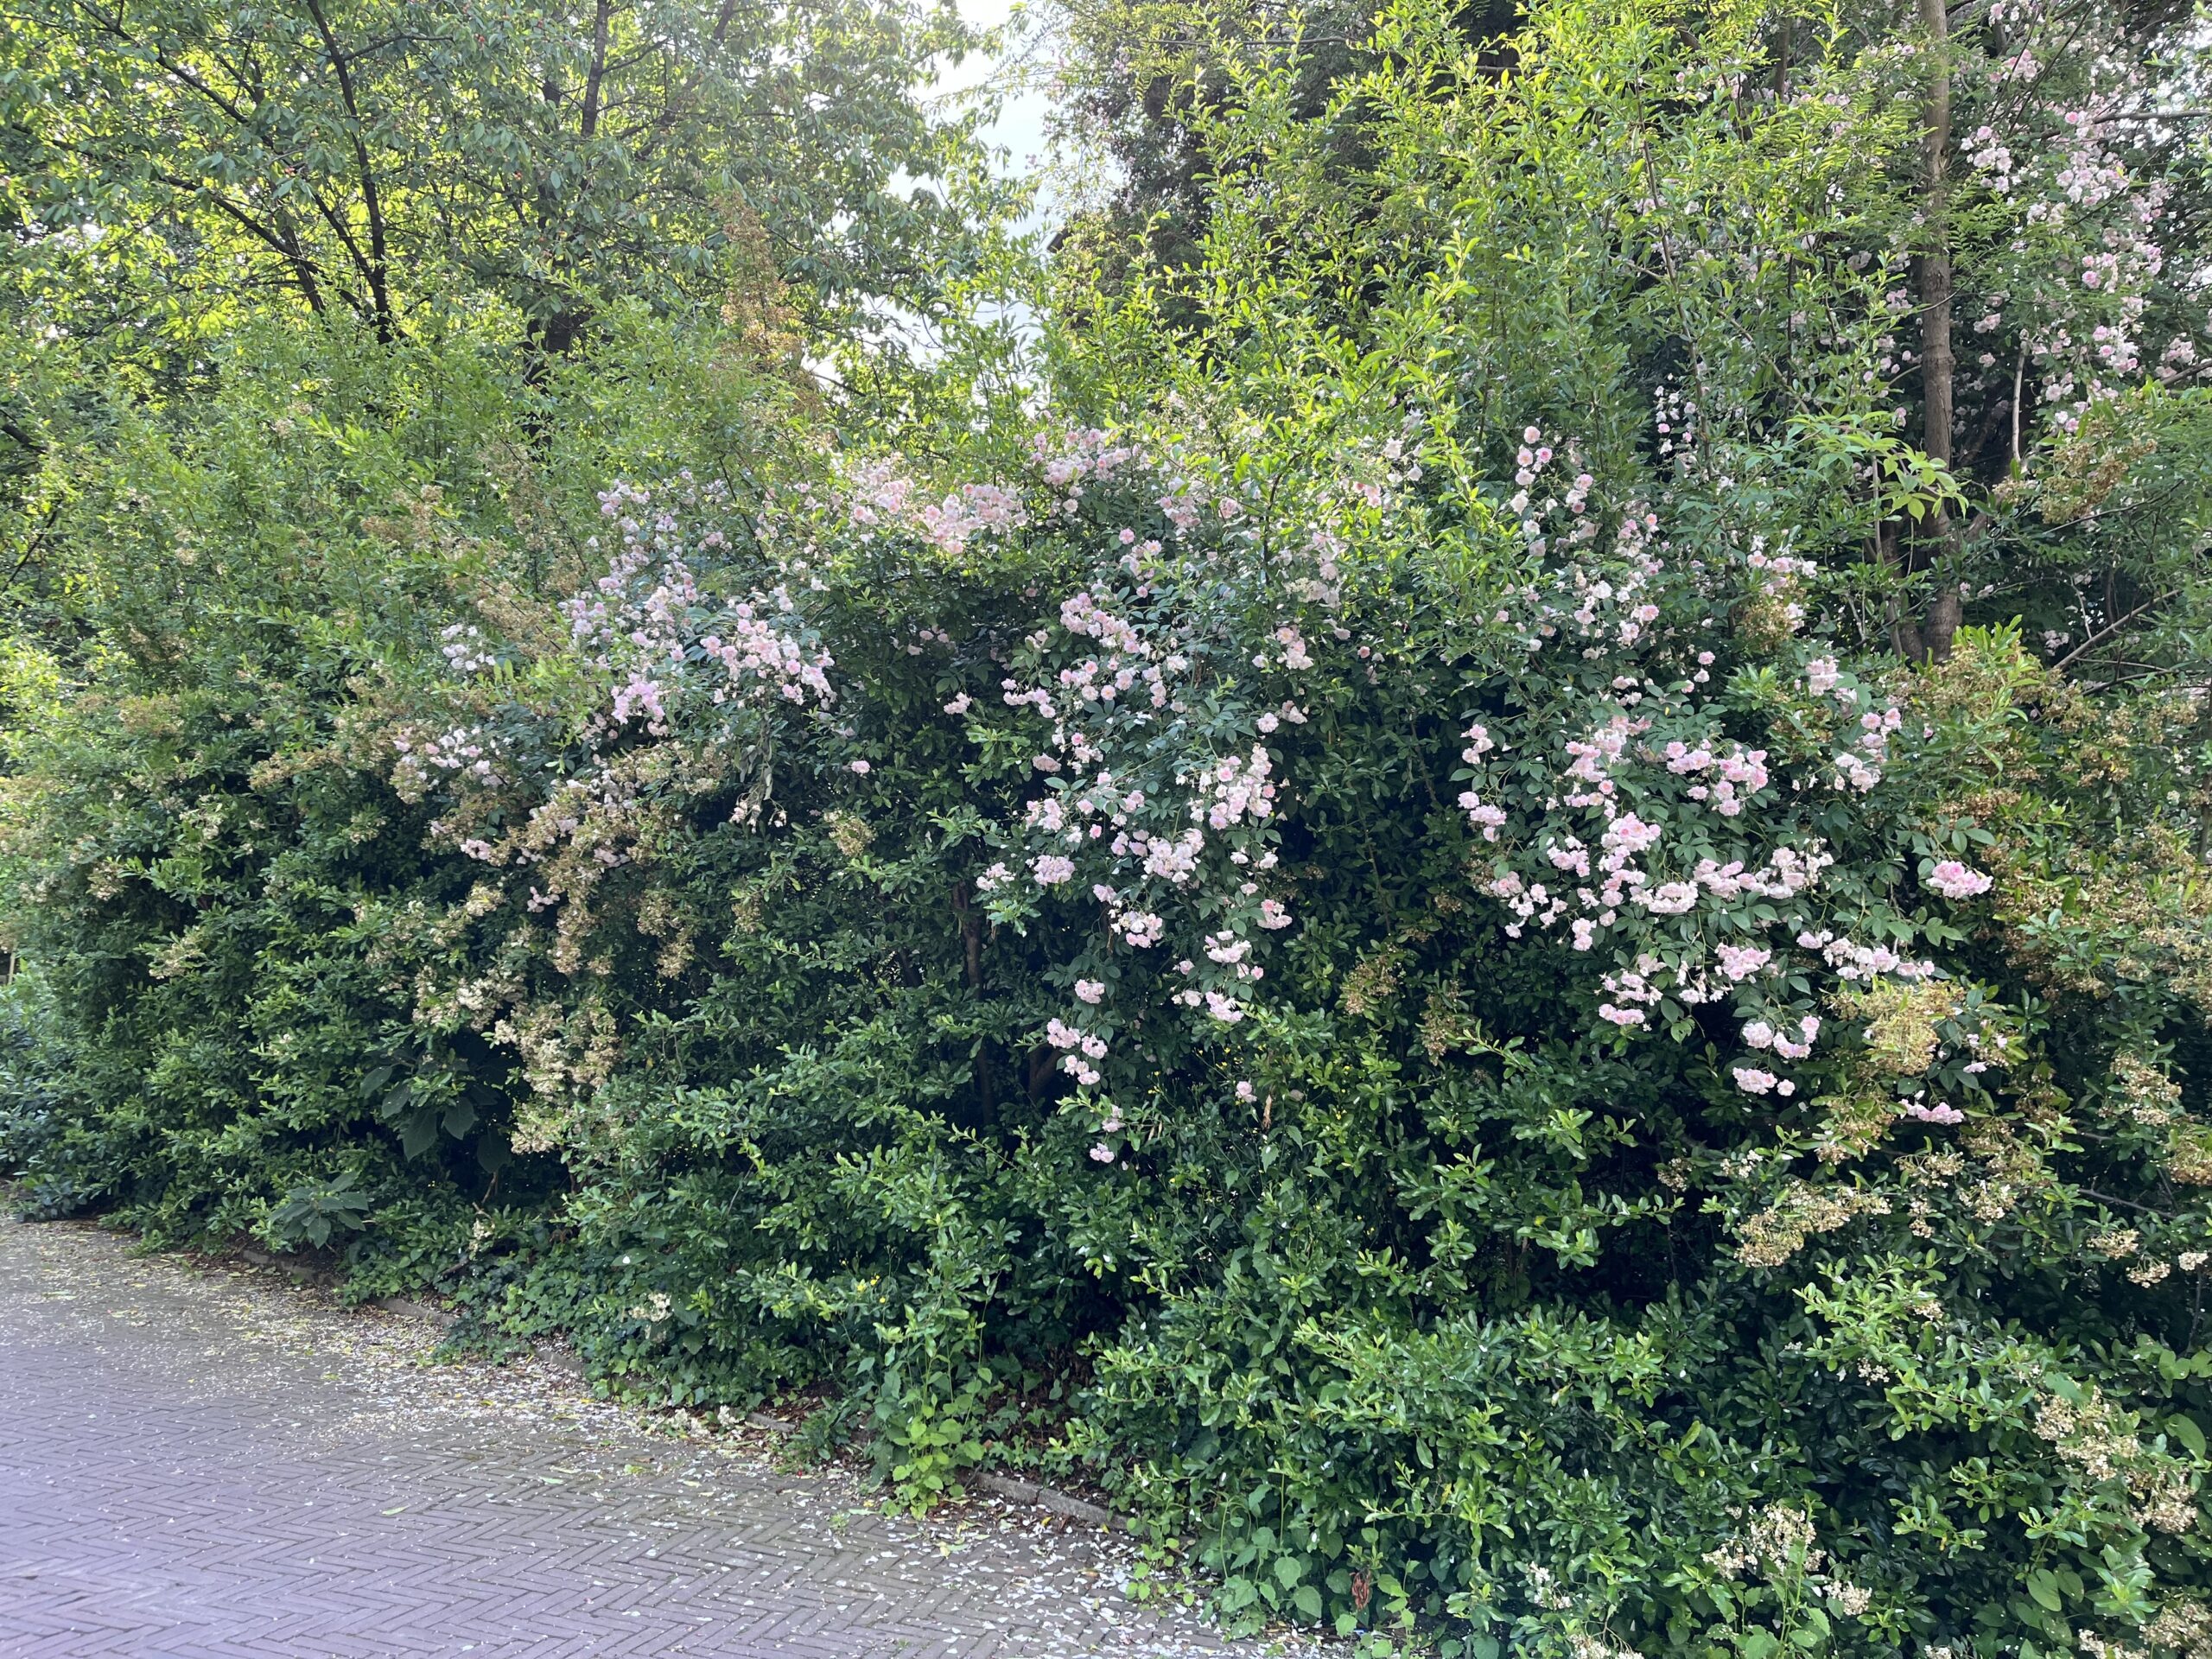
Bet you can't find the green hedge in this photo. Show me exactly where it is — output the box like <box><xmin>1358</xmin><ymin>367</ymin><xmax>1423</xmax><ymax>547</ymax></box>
<box><xmin>10</xmin><ymin>0</ymin><xmax>2212</xmax><ymax>1652</ymax></box>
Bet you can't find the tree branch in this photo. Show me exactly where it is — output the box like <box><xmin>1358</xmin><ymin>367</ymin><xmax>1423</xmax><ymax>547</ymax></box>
<box><xmin>300</xmin><ymin>0</ymin><xmax>397</xmax><ymax>339</ymax></box>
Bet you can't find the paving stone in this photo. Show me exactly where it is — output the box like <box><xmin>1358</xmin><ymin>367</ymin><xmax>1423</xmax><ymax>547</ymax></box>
<box><xmin>0</xmin><ymin>1218</ymin><xmax>1301</xmax><ymax>1658</ymax></box>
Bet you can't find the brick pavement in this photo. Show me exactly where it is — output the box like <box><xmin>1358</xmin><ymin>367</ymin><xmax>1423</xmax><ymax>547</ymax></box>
<box><xmin>0</xmin><ymin>1218</ymin><xmax>1280</xmax><ymax>1658</ymax></box>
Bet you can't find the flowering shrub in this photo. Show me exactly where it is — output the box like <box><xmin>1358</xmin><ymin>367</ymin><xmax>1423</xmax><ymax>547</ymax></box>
<box><xmin>11</xmin><ymin>0</ymin><xmax>2212</xmax><ymax>1654</ymax></box>
<box><xmin>16</xmin><ymin>387</ymin><xmax>2212</xmax><ymax>1653</ymax></box>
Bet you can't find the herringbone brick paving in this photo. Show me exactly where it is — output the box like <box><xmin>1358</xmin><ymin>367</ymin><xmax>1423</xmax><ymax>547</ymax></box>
<box><xmin>0</xmin><ymin>1218</ymin><xmax>1292</xmax><ymax>1658</ymax></box>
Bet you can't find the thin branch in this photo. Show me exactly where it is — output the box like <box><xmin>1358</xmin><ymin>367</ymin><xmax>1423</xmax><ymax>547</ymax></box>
<box><xmin>300</xmin><ymin>0</ymin><xmax>396</xmax><ymax>339</ymax></box>
<box><xmin>2053</xmin><ymin>589</ymin><xmax>2181</xmax><ymax>671</ymax></box>
<box><xmin>0</xmin><ymin>499</ymin><xmax>63</xmax><ymax>598</ymax></box>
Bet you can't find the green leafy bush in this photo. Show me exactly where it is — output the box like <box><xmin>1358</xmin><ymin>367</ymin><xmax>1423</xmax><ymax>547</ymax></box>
<box><xmin>0</xmin><ymin>971</ymin><xmax>75</xmax><ymax>1218</ymax></box>
<box><xmin>10</xmin><ymin>0</ymin><xmax>2212</xmax><ymax>1654</ymax></box>
<box><xmin>16</xmin><ymin>394</ymin><xmax>2212</xmax><ymax>1652</ymax></box>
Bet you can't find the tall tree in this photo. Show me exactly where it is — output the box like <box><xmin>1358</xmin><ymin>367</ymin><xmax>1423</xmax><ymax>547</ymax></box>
<box><xmin>0</xmin><ymin>0</ymin><xmax>1001</xmax><ymax>353</ymax></box>
<box><xmin>1048</xmin><ymin>0</ymin><xmax>2212</xmax><ymax>677</ymax></box>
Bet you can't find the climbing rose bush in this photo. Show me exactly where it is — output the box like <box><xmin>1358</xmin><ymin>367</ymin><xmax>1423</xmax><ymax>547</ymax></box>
<box><xmin>20</xmin><ymin>395</ymin><xmax>2212</xmax><ymax>1656</ymax></box>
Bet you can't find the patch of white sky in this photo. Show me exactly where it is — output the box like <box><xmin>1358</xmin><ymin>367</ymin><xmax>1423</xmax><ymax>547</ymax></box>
<box><xmin>854</xmin><ymin>0</ymin><xmax>1120</xmax><ymax>370</ymax></box>
<box><xmin>934</xmin><ymin>0</ymin><xmax>1062</xmax><ymax>224</ymax></box>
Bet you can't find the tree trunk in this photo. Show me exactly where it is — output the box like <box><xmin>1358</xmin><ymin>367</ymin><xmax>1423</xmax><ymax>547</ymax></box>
<box><xmin>302</xmin><ymin>0</ymin><xmax>395</xmax><ymax>341</ymax></box>
<box><xmin>1914</xmin><ymin>0</ymin><xmax>1961</xmax><ymax>661</ymax></box>
<box><xmin>950</xmin><ymin>882</ymin><xmax>992</xmax><ymax>1119</ymax></box>
<box><xmin>521</xmin><ymin>0</ymin><xmax>614</xmax><ymax>378</ymax></box>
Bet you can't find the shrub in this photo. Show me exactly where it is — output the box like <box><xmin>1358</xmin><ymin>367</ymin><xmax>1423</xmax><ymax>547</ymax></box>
<box><xmin>11</xmin><ymin>0</ymin><xmax>2212</xmax><ymax>1652</ymax></box>
<box><xmin>15</xmin><ymin>402</ymin><xmax>2212</xmax><ymax>1651</ymax></box>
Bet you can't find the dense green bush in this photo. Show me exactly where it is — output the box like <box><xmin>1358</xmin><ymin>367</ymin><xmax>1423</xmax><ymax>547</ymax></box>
<box><xmin>15</xmin><ymin>391</ymin><xmax>2212</xmax><ymax>1654</ymax></box>
<box><xmin>13</xmin><ymin>0</ymin><xmax>2212</xmax><ymax>1654</ymax></box>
